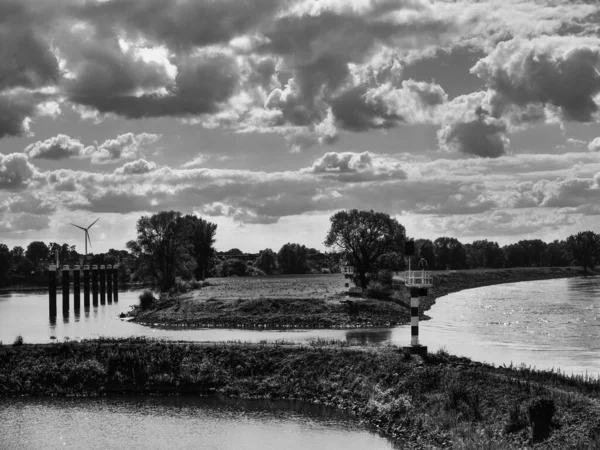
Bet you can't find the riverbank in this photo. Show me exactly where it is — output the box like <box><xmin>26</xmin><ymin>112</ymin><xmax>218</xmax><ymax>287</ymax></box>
<box><xmin>129</xmin><ymin>267</ymin><xmax>596</xmax><ymax>329</ymax></box>
<box><xmin>0</xmin><ymin>338</ymin><xmax>598</xmax><ymax>449</ymax></box>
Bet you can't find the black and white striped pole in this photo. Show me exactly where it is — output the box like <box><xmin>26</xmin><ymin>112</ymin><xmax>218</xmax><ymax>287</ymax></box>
<box><xmin>99</xmin><ymin>265</ymin><xmax>106</xmax><ymax>305</ymax></box>
<box><xmin>49</xmin><ymin>265</ymin><xmax>57</xmax><ymax>317</ymax></box>
<box><xmin>113</xmin><ymin>264</ymin><xmax>119</xmax><ymax>302</ymax></box>
<box><xmin>92</xmin><ymin>265</ymin><xmax>98</xmax><ymax>307</ymax></box>
<box><xmin>403</xmin><ymin>240</ymin><xmax>431</xmax><ymax>356</ymax></box>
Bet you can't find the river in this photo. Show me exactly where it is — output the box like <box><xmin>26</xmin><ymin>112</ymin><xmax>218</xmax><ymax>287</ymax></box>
<box><xmin>0</xmin><ymin>396</ymin><xmax>398</xmax><ymax>450</ymax></box>
<box><xmin>1</xmin><ymin>276</ymin><xmax>599</xmax><ymax>375</ymax></box>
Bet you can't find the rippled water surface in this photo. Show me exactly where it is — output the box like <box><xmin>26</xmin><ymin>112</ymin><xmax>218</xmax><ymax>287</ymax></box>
<box><xmin>0</xmin><ymin>396</ymin><xmax>397</xmax><ymax>450</ymax></box>
<box><xmin>1</xmin><ymin>276</ymin><xmax>599</xmax><ymax>374</ymax></box>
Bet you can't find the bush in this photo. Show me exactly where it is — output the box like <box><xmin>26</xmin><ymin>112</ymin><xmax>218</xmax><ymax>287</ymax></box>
<box><xmin>218</xmin><ymin>259</ymin><xmax>248</xmax><ymax>277</ymax></box>
<box><xmin>364</xmin><ymin>281</ymin><xmax>391</xmax><ymax>300</ymax></box>
<box><xmin>13</xmin><ymin>334</ymin><xmax>24</xmax><ymax>346</ymax></box>
<box><xmin>375</xmin><ymin>269</ymin><xmax>394</xmax><ymax>286</ymax></box>
<box><xmin>246</xmin><ymin>266</ymin><xmax>266</xmax><ymax>277</ymax></box>
<box><xmin>139</xmin><ymin>290</ymin><xmax>156</xmax><ymax>310</ymax></box>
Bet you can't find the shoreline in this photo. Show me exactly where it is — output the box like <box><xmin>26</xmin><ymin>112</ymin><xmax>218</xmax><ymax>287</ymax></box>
<box><xmin>1</xmin><ymin>338</ymin><xmax>599</xmax><ymax>448</ymax></box>
<box><xmin>129</xmin><ymin>267</ymin><xmax>597</xmax><ymax>330</ymax></box>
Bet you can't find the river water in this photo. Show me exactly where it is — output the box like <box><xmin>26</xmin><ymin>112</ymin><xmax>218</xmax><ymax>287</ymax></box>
<box><xmin>1</xmin><ymin>276</ymin><xmax>599</xmax><ymax>375</ymax></box>
<box><xmin>0</xmin><ymin>396</ymin><xmax>397</xmax><ymax>450</ymax></box>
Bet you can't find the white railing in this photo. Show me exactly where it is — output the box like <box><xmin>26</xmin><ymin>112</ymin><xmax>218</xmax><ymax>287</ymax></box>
<box><xmin>404</xmin><ymin>270</ymin><xmax>433</xmax><ymax>287</ymax></box>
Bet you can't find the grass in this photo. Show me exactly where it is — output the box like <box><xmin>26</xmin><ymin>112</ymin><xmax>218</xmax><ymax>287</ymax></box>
<box><xmin>0</xmin><ymin>338</ymin><xmax>599</xmax><ymax>449</ymax></box>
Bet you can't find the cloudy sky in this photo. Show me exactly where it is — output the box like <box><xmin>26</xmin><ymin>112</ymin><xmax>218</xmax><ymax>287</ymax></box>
<box><xmin>1</xmin><ymin>0</ymin><xmax>600</xmax><ymax>253</ymax></box>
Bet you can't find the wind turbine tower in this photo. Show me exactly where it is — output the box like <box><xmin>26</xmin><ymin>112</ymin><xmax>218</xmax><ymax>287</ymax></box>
<box><xmin>70</xmin><ymin>218</ymin><xmax>99</xmax><ymax>256</ymax></box>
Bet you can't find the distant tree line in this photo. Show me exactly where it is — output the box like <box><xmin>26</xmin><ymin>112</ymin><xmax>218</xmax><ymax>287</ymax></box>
<box><xmin>411</xmin><ymin>232</ymin><xmax>600</xmax><ymax>272</ymax></box>
<box><xmin>2</xmin><ymin>208</ymin><xmax>600</xmax><ymax>291</ymax></box>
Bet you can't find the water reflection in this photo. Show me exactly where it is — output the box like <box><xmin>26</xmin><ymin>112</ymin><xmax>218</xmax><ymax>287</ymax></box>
<box><xmin>346</xmin><ymin>328</ymin><xmax>391</xmax><ymax>345</ymax></box>
<box><xmin>0</xmin><ymin>396</ymin><xmax>397</xmax><ymax>450</ymax></box>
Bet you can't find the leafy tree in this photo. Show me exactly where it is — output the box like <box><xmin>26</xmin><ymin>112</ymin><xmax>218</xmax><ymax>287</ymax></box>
<box><xmin>566</xmin><ymin>231</ymin><xmax>600</xmax><ymax>271</ymax></box>
<box><xmin>415</xmin><ymin>239</ymin><xmax>436</xmax><ymax>269</ymax></box>
<box><xmin>548</xmin><ymin>240</ymin><xmax>570</xmax><ymax>267</ymax></box>
<box><xmin>182</xmin><ymin>215</ymin><xmax>217</xmax><ymax>280</ymax></box>
<box><xmin>256</xmin><ymin>248</ymin><xmax>277</xmax><ymax>274</ymax></box>
<box><xmin>434</xmin><ymin>237</ymin><xmax>467</xmax><ymax>270</ymax></box>
<box><xmin>10</xmin><ymin>246</ymin><xmax>24</xmax><ymax>262</ymax></box>
<box><xmin>466</xmin><ymin>240</ymin><xmax>504</xmax><ymax>269</ymax></box>
<box><xmin>0</xmin><ymin>244</ymin><xmax>12</xmax><ymax>286</ymax></box>
<box><xmin>324</xmin><ymin>209</ymin><xmax>406</xmax><ymax>288</ymax></box>
<box><xmin>277</xmin><ymin>243</ymin><xmax>309</xmax><ymax>274</ymax></box>
<box><xmin>25</xmin><ymin>241</ymin><xmax>49</xmax><ymax>265</ymax></box>
<box><xmin>224</xmin><ymin>248</ymin><xmax>244</xmax><ymax>256</ymax></box>
<box><xmin>218</xmin><ymin>259</ymin><xmax>248</xmax><ymax>277</ymax></box>
<box><xmin>126</xmin><ymin>211</ymin><xmax>197</xmax><ymax>292</ymax></box>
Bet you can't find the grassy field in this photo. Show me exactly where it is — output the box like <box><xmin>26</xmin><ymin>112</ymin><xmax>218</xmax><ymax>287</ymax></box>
<box><xmin>130</xmin><ymin>267</ymin><xmax>596</xmax><ymax>330</ymax></box>
<box><xmin>1</xmin><ymin>338</ymin><xmax>599</xmax><ymax>449</ymax></box>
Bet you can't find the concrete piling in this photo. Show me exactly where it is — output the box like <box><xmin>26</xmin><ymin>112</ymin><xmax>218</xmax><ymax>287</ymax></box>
<box><xmin>92</xmin><ymin>265</ymin><xmax>98</xmax><ymax>306</ymax></box>
<box><xmin>62</xmin><ymin>265</ymin><xmax>70</xmax><ymax>316</ymax></box>
<box><xmin>73</xmin><ymin>266</ymin><xmax>81</xmax><ymax>310</ymax></box>
<box><xmin>106</xmin><ymin>265</ymin><xmax>113</xmax><ymax>303</ymax></box>
<box><xmin>83</xmin><ymin>265</ymin><xmax>90</xmax><ymax>307</ymax></box>
<box><xmin>99</xmin><ymin>265</ymin><xmax>106</xmax><ymax>305</ymax></box>
<box><xmin>49</xmin><ymin>265</ymin><xmax>57</xmax><ymax>317</ymax></box>
<box><xmin>113</xmin><ymin>264</ymin><xmax>119</xmax><ymax>302</ymax></box>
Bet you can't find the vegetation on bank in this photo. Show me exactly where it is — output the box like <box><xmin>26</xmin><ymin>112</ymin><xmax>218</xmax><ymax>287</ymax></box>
<box><xmin>129</xmin><ymin>266</ymin><xmax>595</xmax><ymax>330</ymax></box>
<box><xmin>0</xmin><ymin>339</ymin><xmax>599</xmax><ymax>449</ymax></box>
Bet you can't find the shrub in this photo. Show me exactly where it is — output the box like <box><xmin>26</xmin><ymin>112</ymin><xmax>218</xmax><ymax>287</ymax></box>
<box><xmin>364</xmin><ymin>281</ymin><xmax>392</xmax><ymax>300</ymax></box>
<box><xmin>13</xmin><ymin>334</ymin><xmax>24</xmax><ymax>346</ymax></box>
<box><xmin>218</xmin><ymin>259</ymin><xmax>248</xmax><ymax>277</ymax></box>
<box><xmin>246</xmin><ymin>266</ymin><xmax>266</xmax><ymax>277</ymax></box>
<box><xmin>139</xmin><ymin>290</ymin><xmax>156</xmax><ymax>310</ymax></box>
<box><xmin>321</xmin><ymin>268</ymin><xmax>331</xmax><ymax>274</ymax></box>
<box><xmin>375</xmin><ymin>269</ymin><xmax>394</xmax><ymax>286</ymax></box>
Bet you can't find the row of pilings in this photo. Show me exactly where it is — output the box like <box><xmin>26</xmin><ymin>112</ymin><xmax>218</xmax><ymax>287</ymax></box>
<box><xmin>49</xmin><ymin>264</ymin><xmax>119</xmax><ymax>317</ymax></box>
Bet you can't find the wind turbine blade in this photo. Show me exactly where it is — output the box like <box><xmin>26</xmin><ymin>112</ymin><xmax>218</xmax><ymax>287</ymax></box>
<box><xmin>71</xmin><ymin>223</ymin><xmax>86</xmax><ymax>231</ymax></box>
<box><xmin>87</xmin><ymin>231</ymin><xmax>92</xmax><ymax>249</ymax></box>
<box><xmin>87</xmin><ymin>218</ymin><xmax>100</xmax><ymax>229</ymax></box>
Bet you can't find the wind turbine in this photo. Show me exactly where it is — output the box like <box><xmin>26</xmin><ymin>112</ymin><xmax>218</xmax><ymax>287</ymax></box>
<box><xmin>70</xmin><ymin>218</ymin><xmax>99</xmax><ymax>256</ymax></box>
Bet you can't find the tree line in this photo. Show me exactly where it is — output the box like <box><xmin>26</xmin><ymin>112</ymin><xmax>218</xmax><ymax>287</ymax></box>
<box><xmin>1</xmin><ymin>209</ymin><xmax>599</xmax><ymax>291</ymax></box>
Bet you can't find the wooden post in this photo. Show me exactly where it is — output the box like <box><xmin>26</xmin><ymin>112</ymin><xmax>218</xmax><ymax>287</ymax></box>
<box><xmin>106</xmin><ymin>265</ymin><xmax>113</xmax><ymax>303</ymax></box>
<box><xmin>113</xmin><ymin>264</ymin><xmax>119</xmax><ymax>302</ymax></box>
<box><xmin>73</xmin><ymin>266</ymin><xmax>81</xmax><ymax>310</ymax></box>
<box><xmin>49</xmin><ymin>265</ymin><xmax>57</xmax><ymax>317</ymax></box>
<box><xmin>62</xmin><ymin>265</ymin><xmax>70</xmax><ymax>316</ymax></box>
<box><xmin>92</xmin><ymin>265</ymin><xmax>98</xmax><ymax>306</ymax></box>
<box><xmin>83</xmin><ymin>265</ymin><xmax>90</xmax><ymax>307</ymax></box>
<box><xmin>99</xmin><ymin>265</ymin><xmax>106</xmax><ymax>305</ymax></box>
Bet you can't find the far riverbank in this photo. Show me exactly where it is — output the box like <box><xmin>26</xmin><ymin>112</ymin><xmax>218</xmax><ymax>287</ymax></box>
<box><xmin>129</xmin><ymin>267</ymin><xmax>597</xmax><ymax>330</ymax></box>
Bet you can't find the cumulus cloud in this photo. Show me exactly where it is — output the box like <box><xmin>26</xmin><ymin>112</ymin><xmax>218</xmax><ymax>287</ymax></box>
<box><xmin>0</xmin><ymin>153</ymin><xmax>37</xmax><ymax>189</ymax></box>
<box><xmin>472</xmin><ymin>37</ymin><xmax>600</xmax><ymax>123</ymax></box>
<box><xmin>303</xmin><ymin>151</ymin><xmax>407</xmax><ymax>182</ymax></box>
<box><xmin>114</xmin><ymin>159</ymin><xmax>158</xmax><ymax>175</ymax></box>
<box><xmin>438</xmin><ymin>99</ymin><xmax>510</xmax><ymax>158</ymax></box>
<box><xmin>26</xmin><ymin>132</ymin><xmax>161</xmax><ymax>163</ymax></box>
<box><xmin>588</xmin><ymin>137</ymin><xmax>600</xmax><ymax>152</ymax></box>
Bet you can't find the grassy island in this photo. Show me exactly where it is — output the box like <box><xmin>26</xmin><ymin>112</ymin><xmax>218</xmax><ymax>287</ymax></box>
<box><xmin>128</xmin><ymin>267</ymin><xmax>597</xmax><ymax>329</ymax></box>
<box><xmin>1</xmin><ymin>338</ymin><xmax>599</xmax><ymax>449</ymax></box>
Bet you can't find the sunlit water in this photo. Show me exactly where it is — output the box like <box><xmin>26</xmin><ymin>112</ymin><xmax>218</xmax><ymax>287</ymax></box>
<box><xmin>0</xmin><ymin>396</ymin><xmax>397</xmax><ymax>450</ymax></box>
<box><xmin>1</xmin><ymin>276</ymin><xmax>599</xmax><ymax>375</ymax></box>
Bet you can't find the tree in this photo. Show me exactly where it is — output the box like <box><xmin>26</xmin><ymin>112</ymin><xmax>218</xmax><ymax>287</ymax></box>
<box><xmin>224</xmin><ymin>248</ymin><xmax>244</xmax><ymax>256</ymax></box>
<box><xmin>182</xmin><ymin>215</ymin><xmax>217</xmax><ymax>280</ymax></box>
<box><xmin>277</xmin><ymin>243</ymin><xmax>309</xmax><ymax>274</ymax></box>
<box><xmin>0</xmin><ymin>244</ymin><xmax>11</xmax><ymax>286</ymax></box>
<box><xmin>566</xmin><ymin>231</ymin><xmax>600</xmax><ymax>271</ymax></box>
<box><xmin>324</xmin><ymin>209</ymin><xmax>406</xmax><ymax>288</ymax></box>
<box><xmin>10</xmin><ymin>246</ymin><xmax>24</xmax><ymax>262</ymax></box>
<box><xmin>433</xmin><ymin>237</ymin><xmax>467</xmax><ymax>270</ymax></box>
<box><xmin>256</xmin><ymin>248</ymin><xmax>277</xmax><ymax>274</ymax></box>
<box><xmin>126</xmin><ymin>211</ymin><xmax>197</xmax><ymax>292</ymax></box>
<box><xmin>25</xmin><ymin>241</ymin><xmax>49</xmax><ymax>265</ymax></box>
<box><xmin>548</xmin><ymin>240</ymin><xmax>570</xmax><ymax>267</ymax></box>
<box><xmin>415</xmin><ymin>239</ymin><xmax>436</xmax><ymax>269</ymax></box>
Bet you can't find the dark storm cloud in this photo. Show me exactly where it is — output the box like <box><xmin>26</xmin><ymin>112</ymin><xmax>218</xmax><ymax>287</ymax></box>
<box><xmin>67</xmin><ymin>51</ymin><xmax>240</xmax><ymax>119</ymax></box>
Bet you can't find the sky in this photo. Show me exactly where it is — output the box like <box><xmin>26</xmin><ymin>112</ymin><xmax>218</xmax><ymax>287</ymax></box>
<box><xmin>2</xmin><ymin>0</ymin><xmax>600</xmax><ymax>254</ymax></box>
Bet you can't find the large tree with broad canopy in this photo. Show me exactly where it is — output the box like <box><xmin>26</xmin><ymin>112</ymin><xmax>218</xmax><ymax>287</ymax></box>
<box><xmin>324</xmin><ymin>209</ymin><xmax>406</xmax><ymax>288</ymax></box>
